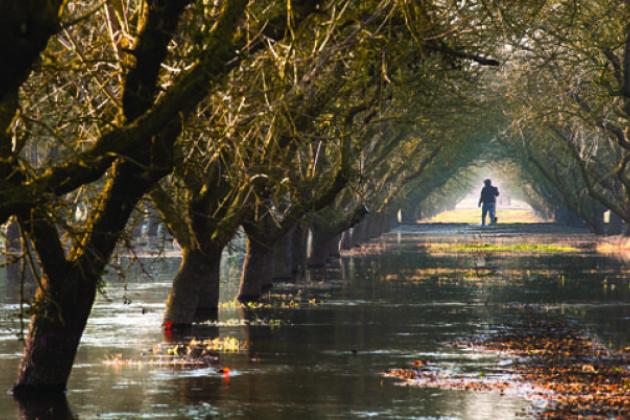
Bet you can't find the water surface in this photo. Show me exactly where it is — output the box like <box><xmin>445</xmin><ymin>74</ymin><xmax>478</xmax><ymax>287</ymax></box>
<box><xmin>1</xmin><ymin>224</ymin><xmax>628</xmax><ymax>419</ymax></box>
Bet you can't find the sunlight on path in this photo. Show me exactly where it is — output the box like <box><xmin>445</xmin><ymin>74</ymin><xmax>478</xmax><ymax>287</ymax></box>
<box><xmin>424</xmin><ymin>208</ymin><xmax>544</xmax><ymax>224</ymax></box>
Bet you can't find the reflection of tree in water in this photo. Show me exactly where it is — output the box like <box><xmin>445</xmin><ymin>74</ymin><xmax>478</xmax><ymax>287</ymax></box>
<box><xmin>17</xmin><ymin>396</ymin><xmax>75</xmax><ymax>420</ymax></box>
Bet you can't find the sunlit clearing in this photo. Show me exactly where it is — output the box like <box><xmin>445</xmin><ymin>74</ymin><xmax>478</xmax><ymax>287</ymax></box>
<box><xmin>424</xmin><ymin>197</ymin><xmax>546</xmax><ymax>224</ymax></box>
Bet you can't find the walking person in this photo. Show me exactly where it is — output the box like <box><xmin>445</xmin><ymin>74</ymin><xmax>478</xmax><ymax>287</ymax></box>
<box><xmin>478</xmin><ymin>179</ymin><xmax>499</xmax><ymax>226</ymax></box>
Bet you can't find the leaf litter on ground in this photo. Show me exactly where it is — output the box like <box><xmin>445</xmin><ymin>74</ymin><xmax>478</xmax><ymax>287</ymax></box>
<box><xmin>385</xmin><ymin>316</ymin><xmax>630</xmax><ymax>418</ymax></box>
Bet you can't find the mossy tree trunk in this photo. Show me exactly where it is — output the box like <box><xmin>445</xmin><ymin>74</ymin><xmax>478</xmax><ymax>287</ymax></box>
<box><xmin>291</xmin><ymin>224</ymin><xmax>308</xmax><ymax>275</ymax></box>
<box><xmin>194</xmin><ymin>247</ymin><xmax>222</xmax><ymax>320</ymax></box>
<box><xmin>9</xmin><ymin>0</ymin><xmax>321</xmax><ymax>397</ymax></box>
<box><xmin>309</xmin><ymin>204</ymin><xmax>368</xmax><ymax>264</ymax></box>
<box><xmin>328</xmin><ymin>233</ymin><xmax>341</xmax><ymax>258</ymax></box>
<box><xmin>13</xmin><ymin>269</ymin><xmax>98</xmax><ymax>397</ymax></box>
<box><xmin>272</xmin><ymin>227</ymin><xmax>295</xmax><ymax>281</ymax></box>
<box><xmin>15</xmin><ymin>157</ymin><xmax>157</xmax><ymax>396</ymax></box>
<box><xmin>163</xmin><ymin>247</ymin><xmax>222</xmax><ymax>327</ymax></box>
<box><xmin>366</xmin><ymin>213</ymin><xmax>383</xmax><ymax>238</ymax></box>
<box><xmin>351</xmin><ymin>220</ymin><xmax>368</xmax><ymax>247</ymax></box>
<box><xmin>593</xmin><ymin>208</ymin><xmax>607</xmax><ymax>235</ymax></box>
<box><xmin>13</xmin><ymin>0</ymin><xmax>248</xmax><ymax>396</ymax></box>
<box><xmin>339</xmin><ymin>229</ymin><xmax>352</xmax><ymax>250</ymax></box>
<box><xmin>308</xmin><ymin>224</ymin><xmax>335</xmax><ymax>267</ymax></box>
<box><xmin>151</xmin><ymin>174</ymin><xmax>242</xmax><ymax>327</ymax></box>
<box><xmin>608</xmin><ymin>211</ymin><xmax>624</xmax><ymax>235</ymax></box>
<box><xmin>399</xmin><ymin>204</ymin><xmax>419</xmax><ymax>224</ymax></box>
<box><xmin>238</xmin><ymin>233</ymin><xmax>274</xmax><ymax>301</ymax></box>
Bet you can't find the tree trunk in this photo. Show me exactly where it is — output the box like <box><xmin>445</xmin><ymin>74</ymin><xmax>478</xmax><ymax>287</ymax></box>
<box><xmin>366</xmin><ymin>214</ymin><xmax>381</xmax><ymax>238</ymax></box>
<box><xmin>555</xmin><ymin>207</ymin><xmax>584</xmax><ymax>228</ymax></box>
<box><xmin>593</xmin><ymin>209</ymin><xmax>606</xmax><ymax>235</ymax></box>
<box><xmin>13</xmin><ymin>274</ymin><xmax>97</xmax><ymax>398</ymax></box>
<box><xmin>272</xmin><ymin>227</ymin><xmax>294</xmax><ymax>281</ymax></box>
<box><xmin>193</xmin><ymin>247</ymin><xmax>222</xmax><ymax>321</ymax></box>
<box><xmin>351</xmin><ymin>220</ymin><xmax>367</xmax><ymax>248</ymax></box>
<box><xmin>570</xmin><ymin>213</ymin><xmax>585</xmax><ymax>228</ymax></box>
<box><xmin>163</xmin><ymin>248</ymin><xmax>217</xmax><ymax>328</ymax></box>
<box><xmin>308</xmin><ymin>224</ymin><xmax>334</xmax><ymax>267</ymax></box>
<box><xmin>608</xmin><ymin>211</ymin><xmax>624</xmax><ymax>235</ymax></box>
<box><xmin>554</xmin><ymin>207</ymin><xmax>569</xmax><ymax>225</ymax></box>
<box><xmin>291</xmin><ymin>224</ymin><xmax>308</xmax><ymax>275</ymax></box>
<box><xmin>369</xmin><ymin>213</ymin><xmax>385</xmax><ymax>238</ymax></box>
<box><xmin>339</xmin><ymin>230</ymin><xmax>352</xmax><ymax>251</ymax></box>
<box><xmin>399</xmin><ymin>205</ymin><xmax>419</xmax><ymax>224</ymax></box>
<box><xmin>384</xmin><ymin>212</ymin><xmax>396</xmax><ymax>232</ymax></box>
<box><xmin>328</xmin><ymin>233</ymin><xmax>341</xmax><ymax>258</ymax></box>
<box><xmin>237</xmin><ymin>237</ymin><xmax>273</xmax><ymax>302</ymax></box>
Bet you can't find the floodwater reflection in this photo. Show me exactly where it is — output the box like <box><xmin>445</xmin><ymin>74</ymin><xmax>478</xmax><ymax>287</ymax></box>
<box><xmin>0</xmin><ymin>224</ymin><xmax>628</xmax><ymax>418</ymax></box>
<box><xmin>16</xmin><ymin>396</ymin><xmax>75</xmax><ymax>420</ymax></box>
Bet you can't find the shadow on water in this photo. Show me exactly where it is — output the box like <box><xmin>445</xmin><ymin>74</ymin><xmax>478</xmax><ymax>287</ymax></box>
<box><xmin>16</xmin><ymin>397</ymin><xmax>76</xmax><ymax>420</ymax></box>
<box><xmin>0</xmin><ymin>223</ymin><xmax>629</xmax><ymax>418</ymax></box>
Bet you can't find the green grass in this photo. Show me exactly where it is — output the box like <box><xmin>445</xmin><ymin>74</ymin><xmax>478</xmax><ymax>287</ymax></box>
<box><xmin>427</xmin><ymin>243</ymin><xmax>580</xmax><ymax>253</ymax></box>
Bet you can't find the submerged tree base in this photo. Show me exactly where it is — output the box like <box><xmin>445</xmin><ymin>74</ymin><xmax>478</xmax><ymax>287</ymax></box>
<box><xmin>12</xmin><ymin>383</ymin><xmax>67</xmax><ymax>400</ymax></box>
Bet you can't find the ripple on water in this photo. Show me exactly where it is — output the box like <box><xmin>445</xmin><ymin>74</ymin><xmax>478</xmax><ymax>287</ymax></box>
<box><xmin>0</xmin><ymin>225</ymin><xmax>626</xmax><ymax>419</ymax></box>
<box><xmin>0</xmin><ymin>352</ymin><xmax>22</xmax><ymax>360</ymax></box>
<box><xmin>151</xmin><ymin>368</ymin><xmax>243</xmax><ymax>380</ymax></box>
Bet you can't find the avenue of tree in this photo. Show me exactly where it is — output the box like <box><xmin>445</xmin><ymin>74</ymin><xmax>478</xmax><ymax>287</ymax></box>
<box><xmin>2</xmin><ymin>0</ymin><xmax>630</xmax><ymax>399</ymax></box>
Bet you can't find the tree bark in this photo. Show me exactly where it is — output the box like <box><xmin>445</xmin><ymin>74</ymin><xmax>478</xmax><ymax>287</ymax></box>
<box><xmin>385</xmin><ymin>212</ymin><xmax>396</xmax><ymax>232</ymax></box>
<box><xmin>291</xmin><ymin>224</ymin><xmax>308</xmax><ymax>275</ymax></box>
<box><xmin>272</xmin><ymin>227</ymin><xmax>294</xmax><ymax>281</ymax></box>
<box><xmin>163</xmin><ymin>248</ymin><xmax>218</xmax><ymax>327</ymax></box>
<box><xmin>399</xmin><ymin>205</ymin><xmax>419</xmax><ymax>224</ymax></box>
<box><xmin>608</xmin><ymin>211</ymin><xmax>624</xmax><ymax>235</ymax></box>
<box><xmin>339</xmin><ymin>230</ymin><xmax>352</xmax><ymax>251</ymax></box>
<box><xmin>365</xmin><ymin>214</ymin><xmax>381</xmax><ymax>238</ymax></box>
<box><xmin>593</xmin><ymin>208</ymin><xmax>606</xmax><ymax>235</ymax></box>
<box><xmin>308</xmin><ymin>224</ymin><xmax>335</xmax><ymax>267</ymax></box>
<box><xmin>237</xmin><ymin>237</ymin><xmax>273</xmax><ymax>301</ymax></box>
<box><xmin>555</xmin><ymin>207</ymin><xmax>584</xmax><ymax>227</ymax></box>
<box><xmin>368</xmin><ymin>213</ymin><xmax>385</xmax><ymax>238</ymax></box>
<box><xmin>328</xmin><ymin>233</ymin><xmax>341</xmax><ymax>258</ymax></box>
<box><xmin>351</xmin><ymin>220</ymin><xmax>367</xmax><ymax>247</ymax></box>
<box><xmin>12</xmin><ymin>272</ymin><xmax>97</xmax><ymax>398</ymax></box>
<box><xmin>193</xmin><ymin>247</ymin><xmax>222</xmax><ymax>321</ymax></box>
<box><xmin>11</xmin><ymin>0</ymin><xmax>262</xmax><ymax>398</ymax></box>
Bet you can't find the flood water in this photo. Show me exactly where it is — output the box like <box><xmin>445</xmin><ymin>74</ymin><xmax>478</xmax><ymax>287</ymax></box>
<box><xmin>1</xmin><ymin>224</ymin><xmax>629</xmax><ymax>419</ymax></box>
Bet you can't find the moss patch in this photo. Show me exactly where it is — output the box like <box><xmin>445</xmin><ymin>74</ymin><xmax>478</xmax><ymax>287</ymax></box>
<box><xmin>427</xmin><ymin>242</ymin><xmax>580</xmax><ymax>254</ymax></box>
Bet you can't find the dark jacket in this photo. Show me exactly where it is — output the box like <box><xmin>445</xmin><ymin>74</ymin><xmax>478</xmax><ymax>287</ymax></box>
<box><xmin>479</xmin><ymin>185</ymin><xmax>499</xmax><ymax>205</ymax></box>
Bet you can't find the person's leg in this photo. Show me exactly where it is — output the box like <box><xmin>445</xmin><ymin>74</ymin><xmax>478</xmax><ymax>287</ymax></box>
<box><xmin>489</xmin><ymin>203</ymin><xmax>496</xmax><ymax>224</ymax></box>
<box><xmin>481</xmin><ymin>204</ymin><xmax>488</xmax><ymax>226</ymax></box>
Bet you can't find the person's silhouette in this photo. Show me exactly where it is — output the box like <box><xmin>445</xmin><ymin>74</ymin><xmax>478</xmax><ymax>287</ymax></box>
<box><xmin>478</xmin><ymin>179</ymin><xmax>499</xmax><ymax>226</ymax></box>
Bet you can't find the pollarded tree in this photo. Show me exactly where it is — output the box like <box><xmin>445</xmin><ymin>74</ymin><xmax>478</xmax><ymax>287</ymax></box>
<box><xmin>153</xmin><ymin>0</ymin><xmax>368</xmax><ymax>325</ymax></box>
<box><xmin>4</xmin><ymin>0</ymin><xmax>324</xmax><ymax>397</ymax></box>
<box><xmin>500</xmin><ymin>0</ymin><xmax>630</xmax><ymax>228</ymax></box>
